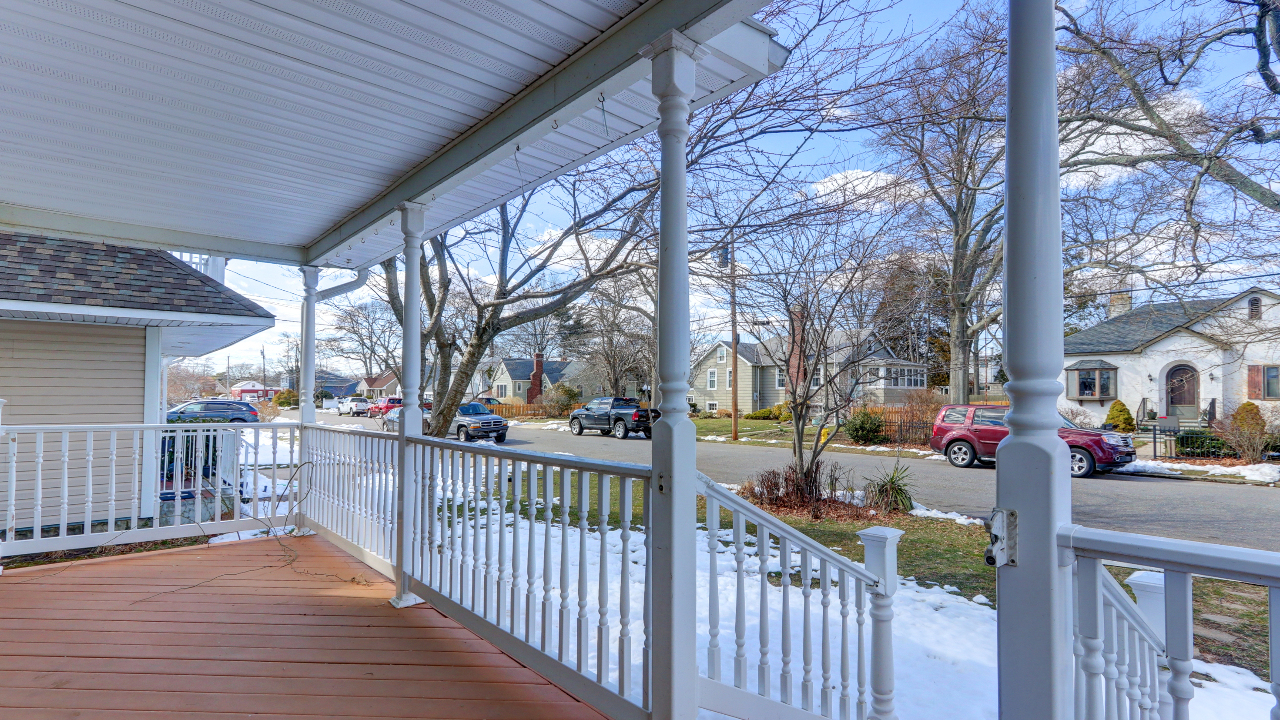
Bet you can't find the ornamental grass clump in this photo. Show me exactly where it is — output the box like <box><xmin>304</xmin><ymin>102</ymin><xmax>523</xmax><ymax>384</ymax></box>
<box><xmin>862</xmin><ymin>462</ymin><xmax>916</xmax><ymax>513</ymax></box>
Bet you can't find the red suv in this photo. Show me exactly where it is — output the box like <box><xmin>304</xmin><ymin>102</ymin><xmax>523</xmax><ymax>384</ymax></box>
<box><xmin>367</xmin><ymin>397</ymin><xmax>403</xmax><ymax>418</ymax></box>
<box><xmin>929</xmin><ymin>404</ymin><xmax>1135</xmax><ymax>477</ymax></box>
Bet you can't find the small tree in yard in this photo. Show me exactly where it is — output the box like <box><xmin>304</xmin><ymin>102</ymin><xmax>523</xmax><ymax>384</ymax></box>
<box><xmin>1104</xmin><ymin>400</ymin><xmax>1136</xmax><ymax>434</ymax></box>
<box><xmin>1217</xmin><ymin>402</ymin><xmax>1270</xmax><ymax>462</ymax></box>
<box><xmin>540</xmin><ymin>382</ymin><xmax>580</xmax><ymax>418</ymax></box>
<box><xmin>274</xmin><ymin>389</ymin><xmax>298</xmax><ymax>407</ymax></box>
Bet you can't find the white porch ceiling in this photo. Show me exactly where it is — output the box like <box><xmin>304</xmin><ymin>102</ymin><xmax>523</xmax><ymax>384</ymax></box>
<box><xmin>0</xmin><ymin>0</ymin><xmax>783</xmax><ymax>268</ymax></box>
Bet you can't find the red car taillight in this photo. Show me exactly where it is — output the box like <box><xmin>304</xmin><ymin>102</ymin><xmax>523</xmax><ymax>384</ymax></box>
<box><xmin>632</xmin><ymin>410</ymin><xmax>640</xmax><ymax>421</ymax></box>
<box><xmin>250</xmin><ymin>409</ymin><xmax>259</xmax><ymax>415</ymax></box>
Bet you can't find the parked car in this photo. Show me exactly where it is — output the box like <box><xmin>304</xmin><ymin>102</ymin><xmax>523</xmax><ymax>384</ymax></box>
<box><xmin>929</xmin><ymin>404</ymin><xmax>1135</xmax><ymax>478</ymax></box>
<box><xmin>166</xmin><ymin>400</ymin><xmax>259</xmax><ymax>423</ymax></box>
<box><xmin>379</xmin><ymin>407</ymin><xmax>404</xmax><ymax>433</ymax></box>
<box><xmin>368</xmin><ymin>397</ymin><xmax>403</xmax><ymax>418</ymax></box>
<box><xmin>446</xmin><ymin>402</ymin><xmax>509</xmax><ymax>442</ymax></box>
<box><xmin>337</xmin><ymin>396</ymin><xmax>369</xmax><ymax>416</ymax></box>
<box><xmin>568</xmin><ymin>397</ymin><xmax>659</xmax><ymax>439</ymax></box>
<box><xmin>476</xmin><ymin>397</ymin><xmax>501</xmax><ymax>406</ymax></box>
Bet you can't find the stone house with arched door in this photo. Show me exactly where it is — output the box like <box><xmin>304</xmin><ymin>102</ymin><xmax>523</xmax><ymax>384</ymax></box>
<box><xmin>1058</xmin><ymin>287</ymin><xmax>1280</xmax><ymax>426</ymax></box>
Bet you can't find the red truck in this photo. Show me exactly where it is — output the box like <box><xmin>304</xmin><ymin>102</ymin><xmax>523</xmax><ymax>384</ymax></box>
<box><xmin>929</xmin><ymin>404</ymin><xmax>1135</xmax><ymax>478</ymax></box>
<box><xmin>367</xmin><ymin>397</ymin><xmax>402</xmax><ymax>418</ymax></box>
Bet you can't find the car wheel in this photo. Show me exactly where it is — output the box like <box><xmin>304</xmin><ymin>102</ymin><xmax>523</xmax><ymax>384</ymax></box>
<box><xmin>495</xmin><ymin>432</ymin><xmax>507</xmax><ymax>443</ymax></box>
<box><xmin>613</xmin><ymin>421</ymin><xmax>630</xmax><ymax>440</ymax></box>
<box><xmin>947</xmin><ymin>441</ymin><xmax>976</xmax><ymax>469</ymax></box>
<box><xmin>570</xmin><ymin>419</ymin><xmax>584</xmax><ymax>436</ymax></box>
<box><xmin>1070</xmin><ymin>448</ymin><xmax>1096</xmax><ymax>478</ymax></box>
<box><xmin>457</xmin><ymin>425</ymin><xmax>472</xmax><ymax>442</ymax></box>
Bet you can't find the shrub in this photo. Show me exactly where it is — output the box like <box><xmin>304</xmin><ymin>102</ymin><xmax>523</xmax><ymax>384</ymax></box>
<box><xmin>687</xmin><ymin>402</ymin><xmax>699</xmax><ymax>414</ymax></box>
<box><xmin>842</xmin><ymin>408</ymin><xmax>886</xmax><ymax>445</ymax></box>
<box><xmin>862</xmin><ymin>462</ymin><xmax>916</xmax><ymax>513</ymax></box>
<box><xmin>540</xmin><ymin>382</ymin><xmax>580</xmax><ymax>417</ymax></box>
<box><xmin>744</xmin><ymin>408</ymin><xmax>775</xmax><ymax>420</ymax></box>
<box><xmin>254</xmin><ymin>401</ymin><xmax>281</xmax><ymax>422</ymax></box>
<box><xmin>1103</xmin><ymin>399</ymin><xmax>1135</xmax><ymax>433</ymax></box>
<box><xmin>1058</xmin><ymin>403</ymin><xmax>1097</xmax><ymax>428</ymax></box>
<box><xmin>1175</xmin><ymin>428</ymin><xmax>1229</xmax><ymax>458</ymax></box>
<box><xmin>778</xmin><ymin>409</ymin><xmax>793</xmax><ymax>423</ymax></box>
<box><xmin>1216</xmin><ymin>402</ymin><xmax>1270</xmax><ymax>461</ymax></box>
<box><xmin>273</xmin><ymin>389</ymin><xmax>298</xmax><ymax>407</ymax></box>
<box><xmin>698</xmin><ymin>410</ymin><xmax>718</xmax><ymax>419</ymax></box>
<box><xmin>716</xmin><ymin>409</ymin><xmax>734</xmax><ymax>419</ymax></box>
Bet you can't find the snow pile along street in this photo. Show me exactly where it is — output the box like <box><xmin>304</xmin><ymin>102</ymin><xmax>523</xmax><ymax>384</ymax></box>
<box><xmin>1114</xmin><ymin>459</ymin><xmax>1280</xmax><ymax>483</ymax></box>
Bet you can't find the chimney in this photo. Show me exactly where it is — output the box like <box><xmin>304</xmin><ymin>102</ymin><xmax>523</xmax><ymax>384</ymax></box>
<box><xmin>787</xmin><ymin>304</ymin><xmax>806</xmax><ymax>389</ymax></box>
<box><xmin>1108</xmin><ymin>290</ymin><xmax>1132</xmax><ymax>319</ymax></box>
<box><xmin>529</xmin><ymin>353</ymin><xmax>544</xmax><ymax>403</ymax></box>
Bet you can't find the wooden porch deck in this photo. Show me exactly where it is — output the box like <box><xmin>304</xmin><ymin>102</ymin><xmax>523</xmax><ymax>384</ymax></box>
<box><xmin>0</xmin><ymin>535</ymin><xmax>606</xmax><ymax>720</ymax></box>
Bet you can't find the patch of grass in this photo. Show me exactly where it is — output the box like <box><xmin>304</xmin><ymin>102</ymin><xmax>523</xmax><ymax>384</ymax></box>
<box><xmin>691</xmin><ymin>418</ymin><xmax>784</xmax><ymax>436</ymax></box>
<box><xmin>1</xmin><ymin>535</ymin><xmax>212</xmax><ymax>571</ymax></box>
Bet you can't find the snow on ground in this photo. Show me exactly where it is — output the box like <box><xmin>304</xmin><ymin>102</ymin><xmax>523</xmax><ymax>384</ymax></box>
<box><xmin>1114</xmin><ymin>459</ymin><xmax>1280</xmax><ymax>483</ymax></box>
<box><xmin>909</xmin><ymin>504</ymin><xmax>986</xmax><ymax>526</ymax></box>
<box><xmin>541</xmin><ymin>421</ymin><xmax>573</xmax><ymax>432</ymax></box>
<box><xmin>410</xmin><ymin>491</ymin><xmax>1264</xmax><ymax>720</ymax></box>
<box><xmin>700</xmin><ymin>435</ymin><xmax>730</xmax><ymax>442</ymax></box>
<box><xmin>239</xmin><ymin>427</ymin><xmax>300</xmax><ymax>466</ymax></box>
<box><xmin>210</xmin><ymin>524</ymin><xmax>297</xmax><ymax>544</ymax></box>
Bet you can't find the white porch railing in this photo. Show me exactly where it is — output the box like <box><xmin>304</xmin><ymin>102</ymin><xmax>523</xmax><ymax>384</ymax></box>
<box><xmin>300</xmin><ymin>424</ymin><xmax>904</xmax><ymax>720</ymax></box>
<box><xmin>0</xmin><ymin>422</ymin><xmax>299</xmax><ymax>560</ymax></box>
<box><xmin>1061</xmin><ymin>524</ymin><xmax>1280</xmax><ymax>719</ymax></box>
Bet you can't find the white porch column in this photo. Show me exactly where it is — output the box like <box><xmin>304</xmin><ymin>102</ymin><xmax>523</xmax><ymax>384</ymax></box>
<box><xmin>997</xmin><ymin>1</ymin><xmax>1073</xmax><ymax>718</ymax></box>
<box><xmin>642</xmin><ymin>29</ymin><xmax>704</xmax><ymax>720</ymax></box>
<box><xmin>392</xmin><ymin>203</ymin><xmax>425</xmax><ymax>608</ymax></box>
<box><xmin>140</xmin><ymin>326</ymin><xmax>162</xmax><ymax>521</ymax></box>
<box><xmin>299</xmin><ymin>267</ymin><xmax>319</xmax><ymax>425</ymax></box>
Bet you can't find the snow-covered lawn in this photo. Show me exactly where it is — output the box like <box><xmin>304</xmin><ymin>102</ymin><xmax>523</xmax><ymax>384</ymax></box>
<box><xmin>1115</xmin><ymin>458</ymin><xmax>1280</xmax><ymax>484</ymax></box>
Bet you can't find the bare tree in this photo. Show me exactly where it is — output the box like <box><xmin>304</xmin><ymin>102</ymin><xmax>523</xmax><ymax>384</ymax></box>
<box><xmin>167</xmin><ymin>359</ymin><xmax>215</xmax><ymax>401</ymax></box>
<box><xmin>321</xmin><ymin>297</ymin><xmax>401</xmax><ymax>379</ymax></box>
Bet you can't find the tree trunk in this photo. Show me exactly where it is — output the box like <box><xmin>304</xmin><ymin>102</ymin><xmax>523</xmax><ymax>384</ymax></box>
<box><xmin>948</xmin><ymin>312</ymin><xmax>970</xmax><ymax>405</ymax></box>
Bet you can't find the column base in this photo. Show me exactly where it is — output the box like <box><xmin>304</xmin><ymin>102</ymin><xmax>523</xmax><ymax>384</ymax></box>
<box><xmin>390</xmin><ymin>593</ymin><xmax>424</xmax><ymax>608</ymax></box>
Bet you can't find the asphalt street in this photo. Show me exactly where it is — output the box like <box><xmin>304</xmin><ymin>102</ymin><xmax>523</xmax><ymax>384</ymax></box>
<box><xmin>299</xmin><ymin>411</ymin><xmax>1280</xmax><ymax>551</ymax></box>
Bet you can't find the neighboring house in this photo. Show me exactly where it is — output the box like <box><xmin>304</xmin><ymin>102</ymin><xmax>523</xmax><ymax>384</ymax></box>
<box><xmin>488</xmin><ymin>354</ymin><xmax>574</xmax><ymax>404</ymax></box>
<box><xmin>1059</xmin><ymin>287</ymin><xmax>1280</xmax><ymax>425</ymax></box>
<box><xmin>687</xmin><ymin>335</ymin><xmax>928</xmax><ymax>413</ymax></box>
<box><xmin>316</xmin><ymin>369</ymin><xmax>358</xmax><ymax>398</ymax></box>
<box><xmin>230</xmin><ymin>381</ymin><xmax>281</xmax><ymax>402</ymax></box>
<box><xmin>0</xmin><ymin>233</ymin><xmax>274</xmax><ymax>426</ymax></box>
<box><xmin>357</xmin><ymin>369</ymin><xmax>401</xmax><ymax>399</ymax></box>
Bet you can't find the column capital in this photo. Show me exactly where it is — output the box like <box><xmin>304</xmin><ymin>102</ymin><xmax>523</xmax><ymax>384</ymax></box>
<box><xmin>640</xmin><ymin>29</ymin><xmax>706</xmax><ymax>63</ymax></box>
<box><xmin>398</xmin><ymin>203</ymin><xmax>427</xmax><ymax>237</ymax></box>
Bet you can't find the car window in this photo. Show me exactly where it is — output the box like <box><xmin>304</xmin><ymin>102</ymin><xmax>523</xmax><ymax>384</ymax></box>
<box><xmin>389</xmin><ymin>398</ymin><xmax>403</xmax><ymax>405</ymax></box>
<box><xmin>941</xmin><ymin>407</ymin><xmax>968</xmax><ymax>425</ymax></box>
<box><xmin>459</xmin><ymin>403</ymin><xmax>487</xmax><ymax>415</ymax></box>
<box><xmin>973</xmin><ymin>409</ymin><xmax>1007</xmax><ymax>426</ymax></box>
<box><xmin>614</xmin><ymin>398</ymin><xmax>639</xmax><ymax>408</ymax></box>
<box><xmin>181</xmin><ymin>403</ymin><xmax>205</xmax><ymax>412</ymax></box>
<box><xmin>1059</xmin><ymin>415</ymin><xmax>1078</xmax><ymax>429</ymax></box>
<box><xmin>587</xmin><ymin>399</ymin><xmax>606</xmax><ymax>410</ymax></box>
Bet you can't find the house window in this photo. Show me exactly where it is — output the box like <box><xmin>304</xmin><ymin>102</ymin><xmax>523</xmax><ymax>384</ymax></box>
<box><xmin>886</xmin><ymin>368</ymin><xmax>926</xmax><ymax>388</ymax></box>
<box><xmin>1251</xmin><ymin>297</ymin><xmax>1263</xmax><ymax>320</ymax></box>
<box><xmin>717</xmin><ymin>346</ymin><xmax>727</xmax><ymax>363</ymax></box>
<box><xmin>707</xmin><ymin>369</ymin><xmax>717</xmax><ymax>390</ymax></box>
<box><xmin>776</xmin><ymin>367</ymin><xmax>786</xmax><ymax>389</ymax></box>
<box><xmin>686</xmin><ymin>395</ymin><xmax>695</xmax><ymax>407</ymax></box>
<box><xmin>496</xmin><ymin>384</ymin><xmax>508</xmax><ymax>399</ymax></box>
<box><xmin>515</xmin><ymin>382</ymin><xmax>523</xmax><ymax>393</ymax></box>
<box><xmin>1066</xmin><ymin>367</ymin><xmax>1117</xmax><ymax>400</ymax></box>
<box><xmin>810</xmin><ymin>365</ymin><xmax>823</xmax><ymax>389</ymax></box>
<box><xmin>707</xmin><ymin>401</ymin><xmax>719</xmax><ymax>412</ymax></box>
<box><xmin>728</xmin><ymin>369</ymin><xmax>733</xmax><ymax>387</ymax></box>
<box><xmin>1267</xmin><ymin>367</ymin><xmax>1280</xmax><ymax>399</ymax></box>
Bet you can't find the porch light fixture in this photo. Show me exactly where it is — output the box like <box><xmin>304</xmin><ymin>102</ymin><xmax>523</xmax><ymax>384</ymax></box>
<box><xmin>1147</xmin><ymin>374</ymin><xmax>1153</xmax><ymax>382</ymax></box>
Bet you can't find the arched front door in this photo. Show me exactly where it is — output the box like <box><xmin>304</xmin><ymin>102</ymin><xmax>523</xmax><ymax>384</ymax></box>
<box><xmin>1166</xmin><ymin>365</ymin><xmax>1199</xmax><ymax>420</ymax></box>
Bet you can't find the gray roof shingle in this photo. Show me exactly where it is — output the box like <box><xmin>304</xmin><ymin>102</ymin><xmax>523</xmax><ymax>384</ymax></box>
<box><xmin>1064</xmin><ymin>299</ymin><xmax>1223</xmax><ymax>354</ymax></box>
<box><xmin>0</xmin><ymin>233</ymin><xmax>273</xmax><ymax>319</ymax></box>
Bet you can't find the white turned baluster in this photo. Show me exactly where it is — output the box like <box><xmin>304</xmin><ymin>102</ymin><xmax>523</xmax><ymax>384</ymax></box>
<box><xmin>857</xmin><ymin>578</ymin><xmax>868</xmax><ymax>720</ymax></box>
<box><xmin>1164</xmin><ymin>571</ymin><xmax>1193</xmax><ymax>720</ymax></box>
<box><xmin>510</xmin><ymin>459</ymin><xmax>523</xmax><ymax>636</ymax></box>
<box><xmin>525</xmin><ymin>461</ymin><xmax>538</xmax><ymax>644</ymax></box>
<box><xmin>426</xmin><ymin>446</ymin><xmax>438</xmax><ymax>588</ymax></box>
<box><xmin>1079</xmin><ymin>557</ymin><xmax>1106</xmax><ymax>720</ymax></box>
<box><xmin>781</xmin><ymin>536</ymin><xmax>793</xmax><ymax>705</ymax></box>
<box><xmin>496</xmin><ymin>457</ymin><xmax>508</xmax><ymax>627</ymax></box>
<box><xmin>1103</xmin><ymin>605</ymin><xmax>1119</xmax><ymax>720</ymax></box>
<box><xmin>1113</xmin><ymin>615</ymin><xmax>1130</xmax><ymax>720</ymax></box>
<box><xmin>84</xmin><ymin>431</ymin><xmax>94</xmax><ymax>535</ymax></box>
<box><xmin>5</xmin><ymin>434</ymin><xmax>16</xmax><ymax>545</ymax></box>
<box><xmin>802</xmin><ymin>545</ymin><xmax>814</xmax><ymax>711</ymax></box>
<box><xmin>58</xmin><ymin>431</ymin><xmax>69</xmax><ymax>536</ymax></box>
<box><xmin>642</xmin><ymin>478</ymin><xmax>653</xmax><ymax>707</ymax></box>
<box><xmin>559</xmin><ymin>466</ymin><xmax>571</xmax><ymax>661</ymax></box>
<box><xmin>542</xmin><ymin>464</ymin><xmax>554</xmax><ymax>652</ymax></box>
<box><xmin>618</xmin><ymin>475</ymin><xmax>633</xmax><ymax>699</ymax></box>
<box><xmin>597</xmin><ymin>472</ymin><xmax>611</xmax><ymax>685</ymax></box>
<box><xmin>733</xmin><ymin>510</ymin><xmax>748</xmax><ymax>688</ymax></box>
<box><xmin>1136</xmin><ymin>642</ymin><xmax>1152</xmax><ymax>720</ymax></box>
<box><xmin>471</xmin><ymin>453</ymin><xmax>482</xmax><ymax>611</ymax></box>
<box><xmin>759</xmin><ymin>522</ymin><xmax>771</xmax><ymax>697</ymax></box>
<box><xmin>576</xmin><ymin>469</ymin><xmax>590</xmax><ymax>672</ymax></box>
<box><xmin>839</xmin><ymin>569</ymin><xmax>851</xmax><ymax>720</ymax></box>
<box><xmin>462</xmin><ymin>452</ymin><xmax>473</xmax><ymax>608</ymax></box>
<box><xmin>1268</xmin><ymin>587</ymin><xmax>1279</xmax><ymax>720</ymax></box>
<box><xmin>486</xmin><ymin>456</ymin><xmax>497</xmax><ymax>621</ymax></box>
<box><xmin>707</xmin><ymin>495</ymin><xmax>722</xmax><ymax>682</ymax></box>
<box><xmin>821</xmin><ymin>558</ymin><xmax>833</xmax><ymax>717</ymax></box>
<box><xmin>106</xmin><ymin>434</ymin><xmax>117</xmax><ymax>535</ymax></box>
<box><xmin>130</xmin><ymin>431</ymin><xmax>140</xmax><ymax>530</ymax></box>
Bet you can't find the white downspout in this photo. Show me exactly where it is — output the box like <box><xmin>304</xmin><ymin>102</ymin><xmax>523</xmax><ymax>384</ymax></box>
<box><xmin>997</xmin><ymin>1</ymin><xmax>1073</xmax><ymax>718</ymax></box>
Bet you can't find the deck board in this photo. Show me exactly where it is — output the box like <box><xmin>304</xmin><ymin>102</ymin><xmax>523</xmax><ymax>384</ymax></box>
<box><xmin>0</xmin><ymin>536</ymin><xmax>607</xmax><ymax>719</ymax></box>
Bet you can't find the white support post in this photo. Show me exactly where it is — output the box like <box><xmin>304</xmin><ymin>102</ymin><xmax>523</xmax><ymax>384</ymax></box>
<box><xmin>0</xmin><ymin>397</ymin><xmax>6</xmax><ymax>574</ymax></box>
<box><xmin>997</xmin><ymin>0</ymin><xmax>1073</xmax><ymax>718</ymax></box>
<box><xmin>297</xmin><ymin>267</ymin><xmax>319</xmax><ymax>533</ymax></box>
<box><xmin>140</xmin><ymin>327</ymin><xmax>162</xmax><ymax>522</ymax></box>
<box><xmin>641</xmin><ymin>29</ymin><xmax>704</xmax><ymax>720</ymax></box>
<box><xmin>392</xmin><ymin>203</ymin><xmax>425</xmax><ymax>609</ymax></box>
<box><xmin>858</xmin><ymin>526</ymin><xmax>904</xmax><ymax>720</ymax></box>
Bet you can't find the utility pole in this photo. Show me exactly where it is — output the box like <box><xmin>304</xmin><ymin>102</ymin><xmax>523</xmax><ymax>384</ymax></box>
<box><xmin>729</xmin><ymin>239</ymin><xmax>739</xmax><ymax>441</ymax></box>
<box><xmin>226</xmin><ymin>356</ymin><xmax>232</xmax><ymax>399</ymax></box>
<box><xmin>261</xmin><ymin>346</ymin><xmax>268</xmax><ymax>401</ymax></box>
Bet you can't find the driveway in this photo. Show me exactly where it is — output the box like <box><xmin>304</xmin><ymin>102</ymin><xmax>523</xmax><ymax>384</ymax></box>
<box><xmin>291</xmin><ymin>411</ymin><xmax>1280</xmax><ymax>552</ymax></box>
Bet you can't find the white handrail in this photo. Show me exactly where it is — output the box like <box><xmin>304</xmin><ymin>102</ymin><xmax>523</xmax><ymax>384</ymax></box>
<box><xmin>1061</xmin><ymin>523</ymin><xmax>1280</xmax><ymax>586</ymax></box>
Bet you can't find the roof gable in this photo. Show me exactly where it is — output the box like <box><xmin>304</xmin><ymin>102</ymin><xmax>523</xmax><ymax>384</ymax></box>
<box><xmin>0</xmin><ymin>233</ymin><xmax>272</xmax><ymax>319</ymax></box>
<box><xmin>1064</xmin><ymin>298</ymin><xmax>1223</xmax><ymax>355</ymax></box>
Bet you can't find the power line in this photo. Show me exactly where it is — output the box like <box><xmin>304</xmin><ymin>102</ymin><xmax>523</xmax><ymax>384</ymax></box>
<box><xmin>227</xmin><ymin>268</ymin><xmax>303</xmax><ymax>298</ymax></box>
<box><xmin>1063</xmin><ymin>271</ymin><xmax>1280</xmax><ymax>300</ymax></box>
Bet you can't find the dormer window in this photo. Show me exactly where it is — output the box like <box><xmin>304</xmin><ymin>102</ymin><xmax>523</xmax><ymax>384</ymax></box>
<box><xmin>717</xmin><ymin>346</ymin><xmax>727</xmax><ymax>363</ymax></box>
<box><xmin>1250</xmin><ymin>296</ymin><xmax>1262</xmax><ymax>320</ymax></box>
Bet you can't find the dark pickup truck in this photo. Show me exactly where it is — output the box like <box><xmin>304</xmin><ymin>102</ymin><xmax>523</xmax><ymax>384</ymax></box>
<box><xmin>569</xmin><ymin>397</ymin><xmax>659</xmax><ymax>439</ymax></box>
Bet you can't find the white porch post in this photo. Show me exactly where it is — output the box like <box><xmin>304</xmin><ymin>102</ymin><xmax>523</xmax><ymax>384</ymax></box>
<box><xmin>997</xmin><ymin>0</ymin><xmax>1073</xmax><ymax>718</ymax></box>
<box><xmin>299</xmin><ymin>268</ymin><xmax>320</xmax><ymax>424</ymax></box>
<box><xmin>392</xmin><ymin>202</ymin><xmax>425</xmax><ymax>608</ymax></box>
<box><xmin>140</xmin><ymin>326</ymin><xmax>162</xmax><ymax>521</ymax></box>
<box><xmin>642</xmin><ymin>29</ymin><xmax>704</xmax><ymax>720</ymax></box>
